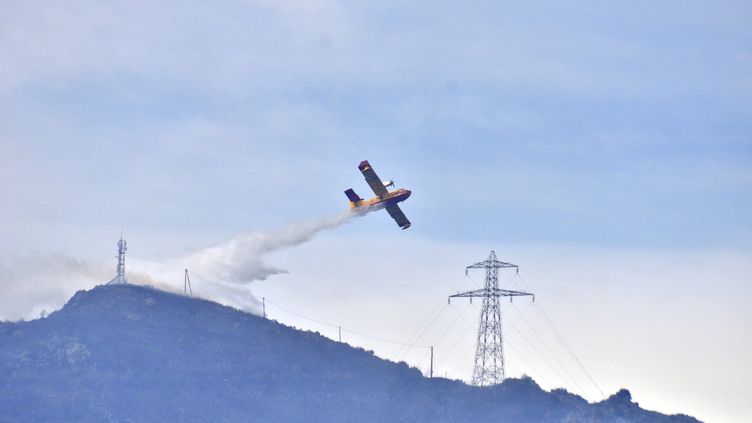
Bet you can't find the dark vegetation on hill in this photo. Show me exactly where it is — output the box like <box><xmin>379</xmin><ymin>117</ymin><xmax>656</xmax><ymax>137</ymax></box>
<box><xmin>0</xmin><ymin>284</ymin><xmax>701</xmax><ymax>422</ymax></box>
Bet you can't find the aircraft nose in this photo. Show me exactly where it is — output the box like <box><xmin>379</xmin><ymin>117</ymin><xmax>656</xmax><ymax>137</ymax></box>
<box><xmin>404</xmin><ymin>189</ymin><xmax>412</xmax><ymax>199</ymax></box>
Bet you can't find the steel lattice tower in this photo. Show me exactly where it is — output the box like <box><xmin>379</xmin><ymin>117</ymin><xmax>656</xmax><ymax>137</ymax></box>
<box><xmin>107</xmin><ymin>236</ymin><xmax>128</xmax><ymax>285</ymax></box>
<box><xmin>449</xmin><ymin>251</ymin><xmax>534</xmax><ymax>386</ymax></box>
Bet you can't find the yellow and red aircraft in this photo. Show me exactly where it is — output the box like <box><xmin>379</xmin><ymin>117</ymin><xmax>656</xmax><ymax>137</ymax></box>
<box><xmin>345</xmin><ymin>160</ymin><xmax>412</xmax><ymax>230</ymax></box>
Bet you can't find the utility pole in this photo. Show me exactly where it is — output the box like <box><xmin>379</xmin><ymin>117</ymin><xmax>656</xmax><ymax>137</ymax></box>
<box><xmin>338</xmin><ymin>326</ymin><xmax>342</xmax><ymax>342</ymax></box>
<box><xmin>448</xmin><ymin>251</ymin><xmax>534</xmax><ymax>386</ymax></box>
<box><xmin>184</xmin><ymin>269</ymin><xmax>193</xmax><ymax>296</ymax></box>
<box><xmin>430</xmin><ymin>346</ymin><xmax>434</xmax><ymax>378</ymax></box>
<box><xmin>262</xmin><ymin>297</ymin><xmax>266</xmax><ymax>318</ymax></box>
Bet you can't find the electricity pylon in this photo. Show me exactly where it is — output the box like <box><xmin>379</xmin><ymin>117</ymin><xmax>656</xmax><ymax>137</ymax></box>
<box><xmin>449</xmin><ymin>251</ymin><xmax>534</xmax><ymax>386</ymax></box>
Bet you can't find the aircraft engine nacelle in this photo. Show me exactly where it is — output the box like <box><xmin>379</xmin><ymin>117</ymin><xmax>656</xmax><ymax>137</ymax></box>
<box><xmin>383</xmin><ymin>179</ymin><xmax>395</xmax><ymax>188</ymax></box>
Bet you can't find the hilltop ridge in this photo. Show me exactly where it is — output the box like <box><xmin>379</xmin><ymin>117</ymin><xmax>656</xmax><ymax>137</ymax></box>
<box><xmin>0</xmin><ymin>284</ymin><xmax>701</xmax><ymax>422</ymax></box>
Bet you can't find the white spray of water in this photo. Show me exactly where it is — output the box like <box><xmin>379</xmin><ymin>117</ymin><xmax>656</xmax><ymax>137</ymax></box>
<box><xmin>0</xmin><ymin>212</ymin><xmax>357</xmax><ymax>321</ymax></box>
<box><xmin>180</xmin><ymin>211</ymin><xmax>355</xmax><ymax>284</ymax></box>
<box><xmin>133</xmin><ymin>211</ymin><xmax>357</xmax><ymax>313</ymax></box>
<box><xmin>135</xmin><ymin>211</ymin><xmax>357</xmax><ymax>313</ymax></box>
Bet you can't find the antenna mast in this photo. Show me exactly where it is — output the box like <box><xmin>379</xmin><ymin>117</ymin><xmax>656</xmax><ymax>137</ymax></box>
<box><xmin>448</xmin><ymin>250</ymin><xmax>534</xmax><ymax>386</ymax></box>
<box><xmin>107</xmin><ymin>236</ymin><xmax>128</xmax><ymax>285</ymax></box>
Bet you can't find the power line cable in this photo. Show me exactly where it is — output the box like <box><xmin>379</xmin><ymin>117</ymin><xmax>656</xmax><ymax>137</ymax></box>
<box><xmin>513</xmin><ymin>274</ymin><xmax>606</xmax><ymax>399</ymax></box>
<box><xmin>434</xmin><ymin>324</ymin><xmax>472</xmax><ymax>368</ymax></box>
<box><xmin>508</xmin><ymin>301</ymin><xmax>588</xmax><ymax>396</ymax></box>
<box><xmin>397</xmin><ymin>274</ymin><xmax>476</xmax><ymax>358</ymax></box>
<box><xmin>395</xmin><ymin>300</ymin><xmax>448</xmax><ymax>359</ymax></box>
<box><xmin>187</xmin><ymin>271</ymin><xmax>435</xmax><ymax>373</ymax></box>
<box><xmin>534</xmin><ymin>302</ymin><xmax>606</xmax><ymax>398</ymax></box>
<box><xmin>264</xmin><ymin>297</ymin><xmax>431</xmax><ymax>349</ymax></box>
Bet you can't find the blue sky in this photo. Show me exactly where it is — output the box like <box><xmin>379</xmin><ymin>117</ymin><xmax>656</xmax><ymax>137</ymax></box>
<box><xmin>2</xmin><ymin>1</ymin><xmax>749</xmax><ymax>252</ymax></box>
<box><xmin>1</xmin><ymin>1</ymin><xmax>751</xmax><ymax>422</ymax></box>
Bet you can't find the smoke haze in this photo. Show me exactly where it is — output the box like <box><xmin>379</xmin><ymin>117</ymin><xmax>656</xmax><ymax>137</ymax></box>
<box><xmin>0</xmin><ymin>254</ymin><xmax>110</xmax><ymax>321</ymax></box>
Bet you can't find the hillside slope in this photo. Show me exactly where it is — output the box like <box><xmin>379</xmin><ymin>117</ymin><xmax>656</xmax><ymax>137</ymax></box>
<box><xmin>0</xmin><ymin>284</ymin><xmax>700</xmax><ymax>422</ymax></box>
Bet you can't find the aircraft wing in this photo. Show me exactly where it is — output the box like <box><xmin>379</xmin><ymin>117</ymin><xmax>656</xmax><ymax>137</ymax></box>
<box><xmin>358</xmin><ymin>160</ymin><xmax>389</xmax><ymax>197</ymax></box>
<box><xmin>385</xmin><ymin>204</ymin><xmax>411</xmax><ymax>230</ymax></box>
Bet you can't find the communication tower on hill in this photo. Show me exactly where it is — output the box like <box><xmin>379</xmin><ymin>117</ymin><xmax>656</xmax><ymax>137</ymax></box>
<box><xmin>106</xmin><ymin>236</ymin><xmax>128</xmax><ymax>285</ymax></box>
<box><xmin>449</xmin><ymin>251</ymin><xmax>534</xmax><ymax>386</ymax></box>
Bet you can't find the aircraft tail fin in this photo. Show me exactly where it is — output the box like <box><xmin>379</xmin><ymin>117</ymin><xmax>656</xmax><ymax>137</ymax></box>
<box><xmin>344</xmin><ymin>188</ymin><xmax>362</xmax><ymax>202</ymax></box>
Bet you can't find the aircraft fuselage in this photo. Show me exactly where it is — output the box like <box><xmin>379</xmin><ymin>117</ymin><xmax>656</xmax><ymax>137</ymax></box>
<box><xmin>349</xmin><ymin>188</ymin><xmax>411</xmax><ymax>212</ymax></box>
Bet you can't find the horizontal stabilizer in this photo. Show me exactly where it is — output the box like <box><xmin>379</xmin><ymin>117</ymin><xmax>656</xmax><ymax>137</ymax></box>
<box><xmin>344</xmin><ymin>188</ymin><xmax>362</xmax><ymax>202</ymax></box>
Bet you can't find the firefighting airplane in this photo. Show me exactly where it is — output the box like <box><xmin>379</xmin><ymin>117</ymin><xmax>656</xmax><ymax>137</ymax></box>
<box><xmin>345</xmin><ymin>160</ymin><xmax>412</xmax><ymax>230</ymax></box>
